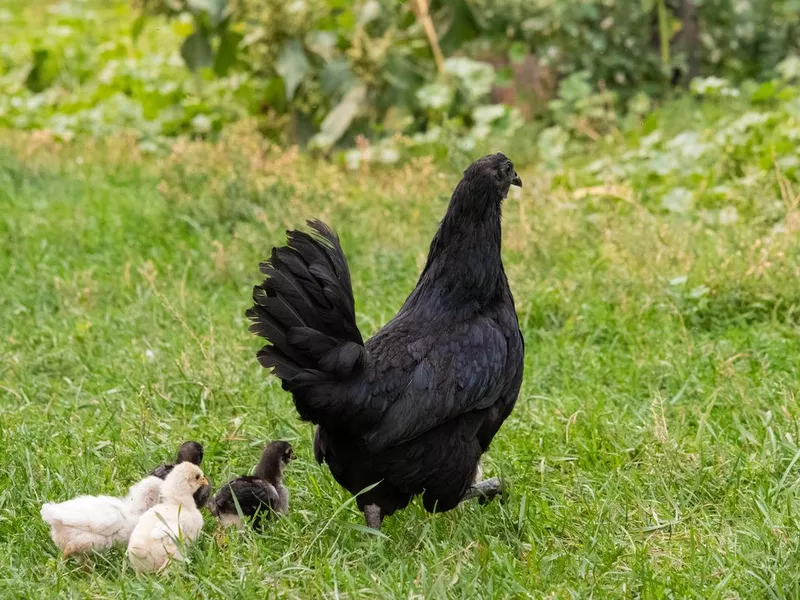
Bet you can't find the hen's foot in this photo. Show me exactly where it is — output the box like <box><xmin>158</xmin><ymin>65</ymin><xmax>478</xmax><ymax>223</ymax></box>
<box><xmin>462</xmin><ymin>477</ymin><xmax>504</xmax><ymax>506</ymax></box>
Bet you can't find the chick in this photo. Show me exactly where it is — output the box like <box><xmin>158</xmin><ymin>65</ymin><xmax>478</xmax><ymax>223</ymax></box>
<box><xmin>127</xmin><ymin>462</ymin><xmax>208</xmax><ymax>573</ymax></box>
<box><xmin>149</xmin><ymin>441</ymin><xmax>211</xmax><ymax>509</ymax></box>
<box><xmin>208</xmin><ymin>441</ymin><xmax>295</xmax><ymax>529</ymax></box>
<box><xmin>41</xmin><ymin>476</ymin><xmax>163</xmax><ymax>557</ymax></box>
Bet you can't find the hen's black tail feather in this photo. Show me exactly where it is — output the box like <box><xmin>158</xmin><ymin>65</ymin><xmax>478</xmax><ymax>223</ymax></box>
<box><xmin>247</xmin><ymin>220</ymin><xmax>366</xmax><ymax>423</ymax></box>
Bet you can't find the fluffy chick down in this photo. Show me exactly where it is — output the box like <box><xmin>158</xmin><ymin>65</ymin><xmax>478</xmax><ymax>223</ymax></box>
<box><xmin>40</xmin><ymin>476</ymin><xmax>163</xmax><ymax>557</ymax></box>
<box><xmin>127</xmin><ymin>462</ymin><xmax>207</xmax><ymax>573</ymax></box>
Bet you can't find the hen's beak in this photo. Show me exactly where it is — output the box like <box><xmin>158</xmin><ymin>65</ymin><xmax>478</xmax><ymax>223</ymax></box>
<box><xmin>200</xmin><ymin>477</ymin><xmax>209</xmax><ymax>486</ymax></box>
<box><xmin>511</xmin><ymin>172</ymin><xmax>522</xmax><ymax>187</ymax></box>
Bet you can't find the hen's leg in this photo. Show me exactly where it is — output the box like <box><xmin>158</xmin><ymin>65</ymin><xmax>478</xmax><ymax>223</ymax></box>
<box><xmin>461</xmin><ymin>477</ymin><xmax>504</xmax><ymax>505</ymax></box>
<box><xmin>364</xmin><ymin>504</ymin><xmax>382</xmax><ymax>529</ymax></box>
<box><xmin>474</xmin><ymin>461</ymin><xmax>483</xmax><ymax>483</ymax></box>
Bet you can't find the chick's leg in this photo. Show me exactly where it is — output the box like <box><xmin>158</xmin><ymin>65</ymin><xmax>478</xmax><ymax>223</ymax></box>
<box><xmin>364</xmin><ymin>504</ymin><xmax>382</xmax><ymax>529</ymax></box>
<box><xmin>461</xmin><ymin>477</ymin><xmax>504</xmax><ymax>505</ymax></box>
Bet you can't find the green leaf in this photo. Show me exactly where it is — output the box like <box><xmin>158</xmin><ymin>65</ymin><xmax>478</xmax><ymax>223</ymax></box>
<box><xmin>383</xmin><ymin>53</ymin><xmax>424</xmax><ymax>95</ymax></box>
<box><xmin>777</xmin><ymin>56</ymin><xmax>800</xmax><ymax>82</ymax></box>
<box><xmin>187</xmin><ymin>0</ymin><xmax>228</xmax><ymax>28</ymax></box>
<box><xmin>661</xmin><ymin>187</ymin><xmax>693</xmax><ymax>214</ymax></box>
<box><xmin>357</xmin><ymin>0</ymin><xmax>381</xmax><ymax>25</ymax></box>
<box><xmin>558</xmin><ymin>71</ymin><xmax>593</xmax><ymax>103</ymax></box>
<box><xmin>319</xmin><ymin>60</ymin><xmax>357</xmax><ymax>100</ymax></box>
<box><xmin>180</xmin><ymin>31</ymin><xmax>213</xmax><ymax>72</ymax></box>
<box><xmin>307</xmin><ymin>31</ymin><xmax>338</xmax><ymax>61</ymax></box>
<box><xmin>495</xmin><ymin>65</ymin><xmax>514</xmax><ymax>87</ymax></box>
<box><xmin>132</xmin><ymin>12</ymin><xmax>146</xmax><ymax>43</ymax></box>
<box><xmin>750</xmin><ymin>80</ymin><xmax>777</xmax><ymax>102</ymax></box>
<box><xmin>508</xmin><ymin>41</ymin><xmax>527</xmax><ymax>65</ymax></box>
<box><xmin>335</xmin><ymin>11</ymin><xmax>356</xmax><ymax>32</ymax></box>
<box><xmin>341</xmin><ymin>522</ymin><xmax>389</xmax><ymax>539</ymax></box>
<box><xmin>213</xmin><ymin>29</ymin><xmax>242</xmax><ymax>76</ymax></box>
<box><xmin>444</xmin><ymin>57</ymin><xmax>495</xmax><ymax>101</ymax></box>
<box><xmin>438</xmin><ymin>0</ymin><xmax>481</xmax><ymax>53</ymax></box>
<box><xmin>25</xmin><ymin>49</ymin><xmax>51</xmax><ymax>93</ymax></box>
<box><xmin>310</xmin><ymin>84</ymin><xmax>367</xmax><ymax>150</ymax></box>
<box><xmin>276</xmin><ymin>40</ymin><xmax>310</xmax><ymax>101</ymax></box>
<box><xmin>416</xmin><ymin>82</ymin><xmax>454</xmax><ymax>110</ymax></box>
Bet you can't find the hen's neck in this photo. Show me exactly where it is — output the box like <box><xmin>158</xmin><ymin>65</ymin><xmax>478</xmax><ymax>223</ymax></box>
<box><xmin>407</xmin><ymin>179</ymin><xmax>505</xmax><ymax>312</ymax></box>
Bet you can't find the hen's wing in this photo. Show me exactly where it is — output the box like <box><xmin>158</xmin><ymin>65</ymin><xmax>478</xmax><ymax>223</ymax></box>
<box><xmin>41</xmin><ymin>496</ymin><xmax>129</xmax><ymax>534</ymax></box>
<box><xmin>361</xmin><ymin>316</ymin><xmax>509</xmax><ymax>453</ymax></box>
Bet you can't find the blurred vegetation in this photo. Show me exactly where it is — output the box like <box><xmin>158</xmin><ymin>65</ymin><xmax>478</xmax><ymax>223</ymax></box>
<box><xmin>4</xmin><ymin>4</ymin><xmax>800</xmax><ymax>598</ymax></box>
<box><xmin>0</xmin><ymin>0</ymin><xmax>799</xmax><ymax>161</ymax></box>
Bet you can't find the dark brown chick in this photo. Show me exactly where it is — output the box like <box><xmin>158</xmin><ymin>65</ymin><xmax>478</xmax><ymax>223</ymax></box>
<box><xmin>207</xmin><ymin>441</ymin><xmax>295</xmax><ymax>529</ymax></box>
<box><xmin>149</xmin><ymin>441</ymin><xmax>211</xmax><ymax>508</ymax></box>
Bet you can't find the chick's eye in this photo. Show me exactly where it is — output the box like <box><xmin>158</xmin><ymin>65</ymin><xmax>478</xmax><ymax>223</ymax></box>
<box><xmin>195</xmin><ymin>475</ymin><xmax>200</xmax><ymax>480</ymax></box>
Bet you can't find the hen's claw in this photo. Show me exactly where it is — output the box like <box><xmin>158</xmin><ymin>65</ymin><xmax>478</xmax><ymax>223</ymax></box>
<box><xmin>462</xmin><ymin>477</ymin><xmax>504</xmax><ymax>505</ymax></box>
<box><xmin>364</xmin><ymin>504</ymin><xmax>382</xmax><ymax>529</ymax></box>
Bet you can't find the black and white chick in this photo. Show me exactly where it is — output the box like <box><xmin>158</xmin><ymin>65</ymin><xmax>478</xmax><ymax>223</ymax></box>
<box><xmin>149</xmin><ymin>441</ymin><xmax>211</xmax><ymax>508</ymax></box>
<box><xmin>208</xmin><ymin>441</ymin><xmax>295</xmax><ymax>529</ymax></box>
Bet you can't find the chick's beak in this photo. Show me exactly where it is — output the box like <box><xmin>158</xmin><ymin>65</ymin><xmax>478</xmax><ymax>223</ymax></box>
<box><xmin>511</xmin><ymin>172</ymin><xmax>522</xmax><ymax>187</ymax></box>
<box><xmin>200</xmin><ymin>477</ymin><xmax>209</xmax><ymax>486</ymax></box>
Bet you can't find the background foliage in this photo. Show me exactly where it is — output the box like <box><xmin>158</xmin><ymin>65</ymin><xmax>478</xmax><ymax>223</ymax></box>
<box><xmin>2</xmin><ymin>0</ymin><xmax>799</xmax><ymax>153</ymax></box>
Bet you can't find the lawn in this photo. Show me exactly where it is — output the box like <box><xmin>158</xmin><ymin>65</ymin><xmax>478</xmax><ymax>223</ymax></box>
<box><xmin>2</xmin><ymin>122</ymin><xmax>800</xmax><ymax>598</ymax></box>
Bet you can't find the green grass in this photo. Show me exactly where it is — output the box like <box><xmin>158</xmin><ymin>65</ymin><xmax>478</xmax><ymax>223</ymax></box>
<box><xmin>1</xmin><ymin>124</ymin><xmax>800</xmax><ymax>599</ymax></box>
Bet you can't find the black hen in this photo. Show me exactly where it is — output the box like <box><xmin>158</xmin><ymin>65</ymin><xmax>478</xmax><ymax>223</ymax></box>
<box><xmin>207</xmin><ymin>441</ymin><xmax>295</xmax><ymax>528</ymax></box>
<box><xmin>247</xmin><ymin>153</ymin><xmax>524</xmax><ymax>528</ymax></box>
<box><xmin>149</xmin><ymin>441</ymin><xmax>211</xmax><ymax>509</ymax></box>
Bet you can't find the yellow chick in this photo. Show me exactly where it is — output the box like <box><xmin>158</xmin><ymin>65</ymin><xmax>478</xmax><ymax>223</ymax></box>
<box><xmin>41</xmin><ymin>476</ymin><xmax>163</xmax><ymax>557</ymax></box>
<box><xmin>126</xmin><ymin>462</ymin><xmax>208</xmax><ymax>573</ymax></box>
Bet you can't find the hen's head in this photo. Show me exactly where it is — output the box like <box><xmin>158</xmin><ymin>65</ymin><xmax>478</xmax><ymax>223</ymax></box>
<box><xmin>162</xmin><ymin>462</ymin><xmax>209</xmax><ymax>501</ymax></box>
<box><xmin>176</xmin><ymin>441</ymin><xmax>204</xmax><ymax>465</ymax></box>
<box><xmin>464</xmin><ymin>153</ymin><xmax>522</xmax><ymax>199</ymax></box>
